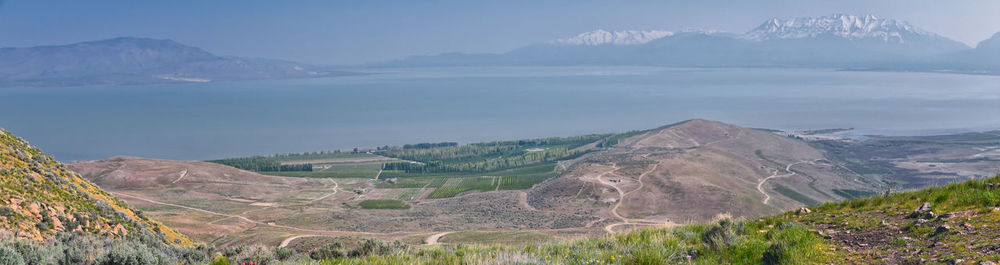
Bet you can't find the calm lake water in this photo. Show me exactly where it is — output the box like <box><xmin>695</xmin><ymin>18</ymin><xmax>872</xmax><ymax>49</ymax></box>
<box><xmin>2</xmin><ymin>67</ymin><xmax>999</xmax><ymax>162</ymax></box>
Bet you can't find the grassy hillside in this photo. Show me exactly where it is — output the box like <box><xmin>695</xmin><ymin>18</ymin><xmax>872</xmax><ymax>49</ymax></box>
<box><xmin>0</xmin><ymin>129</ymin><xmax>191</xmax><ymax>245</ymax></box>
<box><xmin>299</xmin><ymin>176</ymin><xmax>1000</xmax><ymax>264</ymax></box>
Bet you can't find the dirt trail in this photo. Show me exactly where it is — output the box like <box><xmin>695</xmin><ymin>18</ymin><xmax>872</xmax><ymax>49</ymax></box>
<box><xmin>306</xmin><ymin>179</ymin><xmax>339</xmax><ymax>203</ymax></box>
<box><xmin>171</xmin><ymin>169</ymin><xmax>188</xmax><ymax>184</ymax></box>
<box><xmin>142</xmin><ymin>173</ymin><xmax>494</xmax><ymax>248</ymax></box>
<box><xmin>517</xmin><ymin>191</ymin><xmax>538</xmax><ymax>211</ymax></box>
<box><xmin>279</xmin><ymin>235</ymin><xmax>335</xmax><ymax>248</ymax></box>
<box><xmin>116</xmin><ymin>191</ymin><xmax>436</xmax><ymax>248</ymax></box>
<box><xmin>757</xmin><ymin>161</ymin><xmax>811</xmax><ymax>205</ymax></box>
<box><xmin>757</xmin><ymin>172</ymin><xmax>795</xmax><ymax>205</ymax></box>
<box><xmin>425</xmin><ymin>232</ymin><xmax>453</xmax><ymax>245</ymax></box>
<box><xmin>600</xmin><ymin>160</ymin><xmax>674</xmax><ymax>234</ymax></box>
<box><xmin>114</xmin><ymin>192</ymin><xmax>263</xmax><ymax>225</ymax></box>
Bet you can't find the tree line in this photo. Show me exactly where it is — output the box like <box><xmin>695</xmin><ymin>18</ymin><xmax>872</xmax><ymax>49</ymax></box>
<box><xmin>207</xmin><ymin>156</ymin><xmax>313</xmax><ymax>172</ymax></box>
<box><xmin>403</xmin><ymin>142</ymin><xmax>458</xmax><ymax>149</ymax></box>
<box><xmin>382</xmin><ymin>146</ymin><xmax>577</xmax><ymax>173</ymax></box>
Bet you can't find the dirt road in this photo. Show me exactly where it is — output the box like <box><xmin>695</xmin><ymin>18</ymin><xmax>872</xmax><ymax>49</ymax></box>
<box><xmin>757</xmin><ymin>161</ymin><xmax>811</xmax><ymax>205</ymax></box>
<box><xmin>595</xmin><ymin>160</ymin><xmax>676</xmax><ymax>234</ymax></box>
<box><xmin>425</xmin><ymin>232</ymin><xmax>453</xmax><ymax>245</ymax></box>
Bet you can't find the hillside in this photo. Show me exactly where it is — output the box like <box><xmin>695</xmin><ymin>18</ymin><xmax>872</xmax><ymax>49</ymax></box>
<box><xmin>0</xmin><ymin>129</ymin><xmax>191</xmax><ymax>245</ymax></box>
<box><xmin>276</xmin><ymin>175</ymin><xmax>999</xmax><ymax>264</ymax></box>
<box><xmin>67</xmin><ymin>156</ymin><xmax>351</xmax><ymax>245</ymax></box>
<box><xmin>529</xmin><ymin>119</ymin><xmax>874</xmax><ymax>231</ymax></box>
<box><xmin>963</xmin><ymin>32</ymin><xmax>1000</xmax><ymax>71</ymax></box>
<box><xmin>0</xmin><ymin>37</ymin><xmax>347</xmax><ymax>87</ymax></box>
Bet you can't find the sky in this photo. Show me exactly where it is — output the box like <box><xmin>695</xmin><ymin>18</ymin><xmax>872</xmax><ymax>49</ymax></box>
<box><xmin>1</xmin><ymin>0</ymin><xmax>999</xmax><ymax>65</ymax></box>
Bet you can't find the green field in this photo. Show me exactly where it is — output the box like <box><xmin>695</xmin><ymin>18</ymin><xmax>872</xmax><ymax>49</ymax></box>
<box><xmin>381</xmin><ymin>163</ymin><xmax>559</xmax><ymax>199</ymax></box>
<box><xmin>358</xmin><ymin>199</ymin><xmax>411</xmax><ymax>210</ymax></box>
<box><xmin>211</xmin><ymin>132</ymin><xmax>636</xmax><ymax>198</ymax></box>
<box><xmin>378</xmin><ymin>134</ymin><xmax>615</xmax><ymax>174</ymax></box>
<box><xmin>426</xmin><ymin>177</ymin><xmax>497</xmax><ymax>199</ymax></box>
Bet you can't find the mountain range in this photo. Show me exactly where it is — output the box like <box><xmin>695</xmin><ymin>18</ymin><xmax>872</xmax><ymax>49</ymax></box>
<box><xmin>2</xmin><ymin>14</ymin><xmax>998</xmax><ymax>87</ymax></box>
<box><xmin>388</xmin><ymin>14</ymin><xmax>1000</xmax><ymax>73</ymax></box>
<box><xmin>0</xmin><ymin>37</ymin><xmax>346</xmax><ymax>87</ymax></box>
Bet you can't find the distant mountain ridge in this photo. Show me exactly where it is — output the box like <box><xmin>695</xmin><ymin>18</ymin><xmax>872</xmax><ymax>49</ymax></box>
<box><xmin>551</xmin><ymin>29</ymin><xmax>674</xmax><ymax>46</ymax></box>
<box><xmin>742</xmin><ymin>14</ymin><xmax>941</xmax><ymax>42</ymax></box>
<box><xmin>0</xmin><ymin>37</ymin><xmax>345</xmax><ymax>87</ymax></box>
<box><xmin>386</xmin><ymin>14</ymin><xmax>997</xmax><ymax>73</ymax></box>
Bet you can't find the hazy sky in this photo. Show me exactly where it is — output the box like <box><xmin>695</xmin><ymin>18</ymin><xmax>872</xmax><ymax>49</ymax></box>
<box><xmin>2</xmin><ymin>0</ymin><xmax>999</xmax><ymax>65</ymax></box>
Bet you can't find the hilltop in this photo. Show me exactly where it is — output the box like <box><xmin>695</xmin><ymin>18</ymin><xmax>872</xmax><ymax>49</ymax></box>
<box><xmin>530</xmin><ymin>119</ymin><xmax>874</xmax><ymax>231</ymax></box>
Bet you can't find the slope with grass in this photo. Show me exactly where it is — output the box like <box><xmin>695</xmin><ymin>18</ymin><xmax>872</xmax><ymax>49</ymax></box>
<box><xmin>293</xmin><ymin>176</ymin><xmax>1000</xmax><ymax>264</ymax></box>
<box><xmin>0</xmin><ymin>129</ymin><xmax>191</xmax><ymax>246</ymax></box>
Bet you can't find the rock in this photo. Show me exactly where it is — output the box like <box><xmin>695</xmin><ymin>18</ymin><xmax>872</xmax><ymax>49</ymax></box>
<box><xmin>951</xmin><ymin>259</ymin><xmax>964</xmax><ymax>265</ymax></box>
<box><xmin>909</xmin><ymin>202</ymin><xmax>932</xmax><ymax>218</ymax></box>
<box><xmin>963</xmin><ymin>223</ymin><xmax>975</xmax><ymax>229</ymax></box>
<box><xmin>797</xmin><ymin>207</ymin><xmax>812</xmax><ymax>214</ymax></box>
<box><xmin>934</xmin><ymin>225</ymin><xmax>952</xmax><ymax>235</ymax></box>
<box><xmin>914</xmin><ymin>219</ymin><xmax>930</xmax><ymax>226</ymax></box>
<box><xmin>980</xmin><ymin>261</ymin><xmax>996</xmax><ymax>265</ymax></box>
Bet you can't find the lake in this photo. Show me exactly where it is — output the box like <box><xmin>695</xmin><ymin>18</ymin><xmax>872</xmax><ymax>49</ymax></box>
<box><xmin>2</xmin><ymin>67</ymin><xmax>999</xmax><ymax>162</ymax></box>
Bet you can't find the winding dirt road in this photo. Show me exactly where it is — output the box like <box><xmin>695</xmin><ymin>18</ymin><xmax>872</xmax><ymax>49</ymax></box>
<box><xmin>595</xmin><ymin>160</ymin><xmax>675</xmax><ymax>234</ymax></box>
<box><xmin>756</xmin><ymin>160</ymin><xmax>814</xmax><ymax>205</ymax></box>
<box><xmin>425</xmin><ymin>232</ymin><xmax>453</xmax><ymax>245</ymax></box>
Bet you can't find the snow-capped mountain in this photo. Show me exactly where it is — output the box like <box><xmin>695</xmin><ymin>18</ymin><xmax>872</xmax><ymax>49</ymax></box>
<box><xmin>387</xmin><ymin>14</ymin><xmax>992</xmax><ymax>73</ymax></box>
<box><xmin>552</xmin><ymin>30</ymin><xmax>673</xmax><ymax>46</ymax></box>
<box><xmin>743</xmin><ymin>14</ymin><xmax>940</xmax><ymax>43</ymax></box>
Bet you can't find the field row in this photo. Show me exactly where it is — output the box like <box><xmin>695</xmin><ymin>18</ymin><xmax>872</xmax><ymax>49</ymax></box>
<box><xmin>374</xmin><ymin>163</ymin><xmax>559</xmax><ymax>199</ymax></box>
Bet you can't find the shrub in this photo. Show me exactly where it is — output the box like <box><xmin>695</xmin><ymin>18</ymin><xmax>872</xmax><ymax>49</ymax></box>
<box><xmin>208</xmin><ymin>256</ymin><xmax>230</xmax><ymax>265</ymax></box>
<box><xmin>347</xmin><ymin>239</ymin><xmax>407</xmax><ymax>257</ymax></box>
<box><xmin>310</xmin><ymin>244</ymin><xmax>344</xmax><ymax>260</ymax></box>
<box><xmin>61</xmin><ymin>242</ymin><xmax>94</xmax><ymax>265</ymax></box>
<box><xmin>223</xmin><ymin>246</ymin><xmax>249</xmax><ymax>257</ymax></box>
<box><xmin>0</xmin><ymin>207</ymin><xmax>14</xmax><ymax>218</ymax></box>
<box><xmin>274</xmin><ymin>247</ymin><xmax>295</xmax><ymax>261</ymax></box>
<box><xmin>701</xmin><ymin>219</ymin><xmax>736</xmax><ymax>250</ymax></box>
<box><xmin>99</xmin><ymin>242</ymin><xmax>164</xmax><ymax>265</ymax></box>
<box><xmin>0</xmin><ymin>246</ymin><xmax>25</xmax><ymax>265</ymax></box>
<box><xmin>1</xmin><ymin>240</ymin><xmax>47</xmax><ymax>265</ymax></box>
<box><xmin>761</xmin><ymin>242</ymin><xmax>791</xmax><ymax>265</ymax></box>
